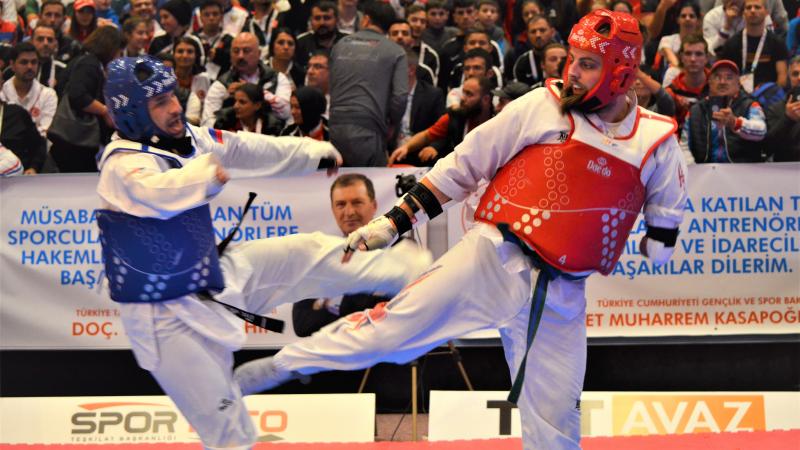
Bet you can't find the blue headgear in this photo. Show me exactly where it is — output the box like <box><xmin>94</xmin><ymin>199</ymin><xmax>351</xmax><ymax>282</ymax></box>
<box><xmin>104</xmin><ymin>56</ymin><xmax>178</xmax><ymax>141</ymax></box>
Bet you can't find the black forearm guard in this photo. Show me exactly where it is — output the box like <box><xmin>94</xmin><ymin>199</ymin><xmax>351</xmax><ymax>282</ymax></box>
<box><xmin>407</xmin><ymin>182</ymin><xmax>443</xmax><ymax>219</ymax></box>
<box><xmin>645</xmin><ymin>225</ymin><xmax>679</xmax><ymax>247</ymax></box>
<box><xmin>385</xmin><ymin>206</ymin><xmax>413</xmax><ymax>236</ymax></box>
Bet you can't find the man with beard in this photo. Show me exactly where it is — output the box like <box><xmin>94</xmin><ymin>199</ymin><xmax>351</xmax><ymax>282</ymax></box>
<box><xmin>234</xmin><ymin>10</ymin><xmax>688</xmax><ymax>450</ymax></box>
<box><xmin>37</xmin><ymin>0</ymin><xmax>83</xmax><ymax>64</ymax></box>
<box><xmin>201</xmin><ymin>32</ymin><xmax>292</xmax><ymax>127</ymax></box>
<box><xmin>508</xmin><ymin>15</ymin><xmax>558</xmax><ymax>86</ymax></box>
<box><xmin>445</xmin><ymin>47</ymin><xmax>497</xmax><ymax>108</ymax></box>
<box><xmin>29</xmin><ymin>25</ymin><xmax>66</xmax><ymax>89</ymax></box>
<box><xmin>389</xmin><ymin>75</ymin><xmax>492</xmax><ymax>166</ymax></box>
<box><xmin>444</xmin><ymin>28</ymin><xmax>504</xmax><ymax>93</ymax></box>
<box><xmin>97</xmin><ymin>55</ymin><xmax>432</xmax><ymax>450</ymax></box>
<box><xmin>0</xmin><ymin>42</ymin><xmax>58</xmax><ymax>140</ymax></box>
<box><xmin>295</xmin><ymin>1</ymin><xmax>347</xmax><ymax>70</ymax></box>
<box><xmin>389</xmin><ymin>15</ymin><xmax>441</xmax><ymax>87</ymax></box>
<box><xmin>529</xmin><ymin>42</ymin><xmax>567</xmax><ymax>90</ymax></box>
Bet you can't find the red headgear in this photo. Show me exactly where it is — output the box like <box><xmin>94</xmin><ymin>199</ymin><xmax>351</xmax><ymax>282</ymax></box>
<box><xmin>564</xmin><ymin>10</ymin><xmax>642</xmax><ymax>111</ymax></box>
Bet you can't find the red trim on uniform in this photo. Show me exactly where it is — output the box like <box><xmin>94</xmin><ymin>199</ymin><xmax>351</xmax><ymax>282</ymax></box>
<box><xmin>545</xmin><ymin>78</ymin><xmax>562</xmax><ymax>100</ymax></box>
<box><xmin>583</xmin><ymin>106</ymin><xmax>641</xmax><ymax>141</ymax></box>
<box><xmin>639</xmin><ymin>116</ymin><xmax>678</xmax><ymax>170</ymax></box>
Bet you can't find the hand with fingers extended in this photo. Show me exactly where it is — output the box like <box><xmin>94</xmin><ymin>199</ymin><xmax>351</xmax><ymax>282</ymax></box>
<box><xmin>342</xmin><ymin>215</ymin><xmax>399</xmax><ymax>262</ymax></box>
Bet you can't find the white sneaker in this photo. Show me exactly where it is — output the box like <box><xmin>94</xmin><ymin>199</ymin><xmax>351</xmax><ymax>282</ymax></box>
<box><xmin>234</xmin><ymin>357</ymin><xmax>310</xmax><ymax>395</ymax></box>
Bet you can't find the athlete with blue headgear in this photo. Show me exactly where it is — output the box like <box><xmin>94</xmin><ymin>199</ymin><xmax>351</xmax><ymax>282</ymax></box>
<box><xmin>95</xmin><ymin>56</ymin><xmax>432</xmax><ymax>449</ymax></box>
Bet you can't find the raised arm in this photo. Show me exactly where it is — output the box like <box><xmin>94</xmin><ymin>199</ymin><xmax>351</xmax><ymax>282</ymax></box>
<box><xmin>195</xmin><ymin>125</ymin><xmax>342</xmax><ymax>178</ymax></box>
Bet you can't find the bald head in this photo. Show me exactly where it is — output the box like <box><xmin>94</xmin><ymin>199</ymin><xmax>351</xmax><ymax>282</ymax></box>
<box><xmin>231</xmin><ymin>32</ymin><xmax>260</xmax><ymax>75</ymax></box>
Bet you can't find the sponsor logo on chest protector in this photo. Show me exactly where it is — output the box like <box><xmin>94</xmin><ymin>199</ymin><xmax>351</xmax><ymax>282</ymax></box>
<box><xmin>587</xmin><ymin>157</ymin><xmax>612</xmax><ymax>178</ymax></box>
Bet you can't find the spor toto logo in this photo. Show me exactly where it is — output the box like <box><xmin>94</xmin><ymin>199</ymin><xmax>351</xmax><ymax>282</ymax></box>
<box><xmin>70</xmin><ymin>402</ymin><xmax>180</xmax><ymax>440</ymax></box>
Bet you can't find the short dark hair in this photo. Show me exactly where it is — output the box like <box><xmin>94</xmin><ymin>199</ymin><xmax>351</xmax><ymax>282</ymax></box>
<box><xmin>542</xmin><ymin>42</ymin><xmax>566</xmax><ymax>55</ymax></box>
<box><xmin>10</xmin><ymin>42</ymin><xmax>37</xmax><ymax>61</ymax></box>
<box><xmin>463</xmin><ymin>47</ymin><xmax>491</xmax><ymax>70</ymax></box>
<box><xmin>83</xmin><ymin>25</ymin><xmax>124</xmax><ymax>65</ymax></box>
<box><xmin>312</xmin><ymin>0</ymin><xmax>338</xmax><ymax>16</ymax></box>
<box><xmin>477</xmin><ymin>0</ymin><xmax>499</xmax><ymax>9</ymax></box>
<box><xmin>200</xmin><ymin>0</ymin><xmax>222</xmax><ymax>12</ymax></box>
<box><xmin>426</xmin><ymin>0</ymin><xmax>449</xmax><ymax>12</ymax></box>
<box><xmin>330</xmin><ymin>173</ymin><xmax>376</xmax><ymax>202</ymax></box>
<box><xmin>464</xmin><ymin>27</ymin><xmax>490</xmax><ymax>41</ymax></box>
<box><xmin>40</xmin><ymin>0</ymin><xmax>66</xmax><ymax>14</ymax></box>
<box><xmin>609</xmin><ymin>0</ymin><xmax>633</xmax><ymax>13</ymax></box>
<box><xmin>309</xmin><ymin>48</ymin><xmax>330</xmax><ymax>60</ymax></box>
<box><xmin>526</xmin><ymin>14</ymin><xmax>553</xmax><ymax>28</ymax></box>
<box><xmin>679</xmin><ymin>33</ymin><xmax>708</xmax><ymax>54</ymax></box>
<box><xmin>364</xmin><ymin>1</ymin><xmax>398</xmax><ymax>32</ymax></box>
<box><xmin>406</xmin><ymin>4</ymin><xmax>425</xmax><ymax>16</ymax></box>
<box><xmin>32</xmin><ymin>24</ymin><xmax>56</xmax><ymax>38</ymax></box>
<box><xmin>454</xmin><ymin>0</ymin><xmax>477</xmax><ymax>10</ymax></box>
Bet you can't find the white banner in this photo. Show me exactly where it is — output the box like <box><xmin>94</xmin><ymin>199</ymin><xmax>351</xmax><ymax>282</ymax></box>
<box><xmin>0</xmin><ymin>394</ymin><xmax>375</xmax><ymax>444</ymax></box>
<box><xmin>446</xmin><ymin>163</ymin><xmax>800</xmax><ymax>337</ymax></box>
<box><xmin>2</xmin><ymin>164</ymin><xmax>798</xmax><ymax>349</ymax></box>
<box><xmin>0</xmin><ymin>168</ymin><xmax>426</xmax><ymax>350</ymax></box>
<box><xmin>428</xmin><ymin>390</ymin><xmax>800</xmax><ymax>440</ymax></box>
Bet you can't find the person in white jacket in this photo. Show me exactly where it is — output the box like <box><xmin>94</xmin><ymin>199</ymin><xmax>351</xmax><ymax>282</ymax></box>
<box><xmin>97</xmin><ymin>55</ymin><xmax>431</xmax><ymax>450</ymax></box>
<box><xmin>234</xmin><ymin>10</ymin><xmax>689</xmax><ymax>450</ymax></box>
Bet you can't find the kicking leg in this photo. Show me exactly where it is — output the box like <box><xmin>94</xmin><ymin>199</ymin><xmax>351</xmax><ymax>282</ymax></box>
<box><xmin>217</xmin><ymin>232</ymin><xmax>432</xmax><ymax>314</ymax></box>
<box><xmin>235</xmin><ymin>229</ymin><xmax>533</xmax><ymax>394</ymax></box>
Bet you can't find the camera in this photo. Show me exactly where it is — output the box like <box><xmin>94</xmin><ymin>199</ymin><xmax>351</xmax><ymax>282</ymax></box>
<box><xmin>709</xmin><ymin>95</ymin><xmax>730</xmax><ymax>112</ymax></box>
<box><xmin>395</xmin><ymin>174</ymin><xmax>417</xmax><ymax>197</ymax></box>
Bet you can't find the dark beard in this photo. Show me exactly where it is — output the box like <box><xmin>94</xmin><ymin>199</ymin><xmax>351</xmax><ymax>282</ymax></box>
<box><xmin>456</xmin><ymin>100</ymin><xmax>481</xmax><ymax>118</ymax></box>
<box><xmin>559</xmin><ymin>84</ymin><xmax>589</xmax><ymax>115</ymax></box>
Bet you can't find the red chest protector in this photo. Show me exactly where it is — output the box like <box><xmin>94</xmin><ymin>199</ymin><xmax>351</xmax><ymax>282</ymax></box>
<box><xmin>475</xmin><ymin>86</ymin><xmax>676</xmax><ymax>275</ymax></box>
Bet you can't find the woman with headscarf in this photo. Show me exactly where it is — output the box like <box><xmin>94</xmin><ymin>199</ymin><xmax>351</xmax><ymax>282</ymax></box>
<box><xmin>280</xmin><ymin>86</ymin><xmax>328</xmax><ymax>140</ymax></box>
<box><xmin>213</xmin><ymin>82</ymin><xmax>284</xmax><ymax>135</ymax></box>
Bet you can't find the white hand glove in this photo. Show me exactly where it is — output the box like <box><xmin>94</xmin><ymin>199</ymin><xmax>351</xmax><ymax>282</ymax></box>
<box><xmin>308</xmin><ymin>140</ymin><xmax>343</xmax><ymax>167</ymax></box>
<box><xmin>263</xmin><ymin>91</ymin><xmax>291</xmax><ymax>120</ymax></box>
<box><xmin>344</xmin><ymin>215</ymin><xmax>399</xmax><ymax>254</ymax></box>
<box><xmin>644</xmin><ymin>237</ymin><xmax>675</xmax><ymax>266</ymax></box>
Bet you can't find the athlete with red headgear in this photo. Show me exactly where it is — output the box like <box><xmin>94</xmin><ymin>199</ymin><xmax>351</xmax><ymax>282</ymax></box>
<box><xmin>235</xmin><ymin>10</ymin><xmax>688</xmax><ymax>449</ymax></box>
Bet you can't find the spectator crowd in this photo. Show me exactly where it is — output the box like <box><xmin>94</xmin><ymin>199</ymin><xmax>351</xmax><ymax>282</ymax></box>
<box><xmin>1</xmin><ymin>0</ymin><xmax>799</xmax><ymax>176</ymax></box>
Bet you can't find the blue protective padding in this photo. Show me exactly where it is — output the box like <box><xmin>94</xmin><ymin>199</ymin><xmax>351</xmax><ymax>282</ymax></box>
<box><xmin>96</xmin><ymin>204</ymin><xmax>225</xmax><ymax>303</ymax></box>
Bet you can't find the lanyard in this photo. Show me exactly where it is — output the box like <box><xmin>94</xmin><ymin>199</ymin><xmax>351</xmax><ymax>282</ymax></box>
<box><xmin>742</xmin><ymin>29</ymin><xmax>767</xmax><ymax>74</ymax></box>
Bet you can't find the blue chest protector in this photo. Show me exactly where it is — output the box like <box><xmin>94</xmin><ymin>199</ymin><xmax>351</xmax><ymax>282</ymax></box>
<box><xmin>96</xmin><ymin>144</ymin><xmax>225</xmax><ymax>303</ymax></box>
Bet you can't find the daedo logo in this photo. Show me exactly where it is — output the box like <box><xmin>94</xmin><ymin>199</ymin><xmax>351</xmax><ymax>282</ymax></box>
<box><xmin>587</xmin><ymin>157</ymin><xmax>612</xmax><ymax>178</ymax></box>
<box><xmin>611</xmin><ymin>394</ymin><xmax>766</xmax><ymax>435</ymax></box>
